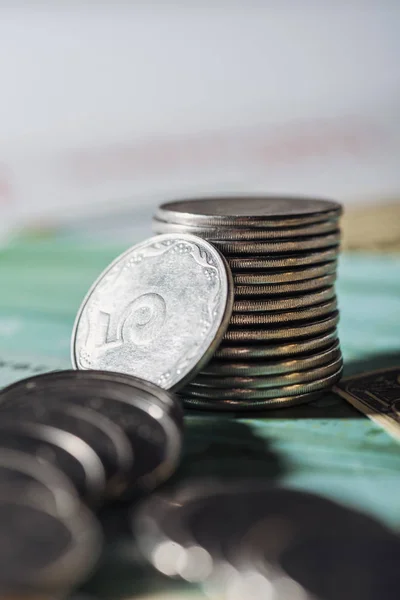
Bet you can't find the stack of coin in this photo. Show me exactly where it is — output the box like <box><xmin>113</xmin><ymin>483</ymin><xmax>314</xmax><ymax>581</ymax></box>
<box><xmin>153</xmin><ymin>196</ymin><xmax>344</xmax><ymax>410</ymax></box>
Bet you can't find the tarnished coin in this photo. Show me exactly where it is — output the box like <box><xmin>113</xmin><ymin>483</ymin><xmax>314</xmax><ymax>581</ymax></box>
<box><xmin>233</xmin><ymin>287</ymin><xmax>335</xmax><ymax>312</ymax></box>
<box><xmin>156</xmin><ymin>196</ymin><xmax>342</xmax><ymax>227</ymax></box>
<box><xmin>184</xmin><ymin>368</ymin><xmax>343</xmax><ymax>400</ymax></box>
<box><xmin>213</xmin><ymin>234</ymin><xmax>340</xmax><ymax>255</ymax></box>
<box><xmin>191</xmin><ymin>356</ymin><xmax>342</xmax><ymax>389</ymax></box>
<box><xmin>203</xmin><ymin>341</ymin><xmax>341</xmax><ymax>376</ymax></box>
<box><xmin>230</xmin><ymin>299</ymin><xmax>337</xmax><ymax>326</ymax></box>
<box><xmin>216</xmin><ymin>329</ymin><xmax>338</xmax><ymax>359</ymax></box>
<box><xmin>234</xmin><ymin>273</ymin><xmax>336</xmax><ymax>296</ymax></box>
<box><xmin>224</xmin><ymin>313</ymin><xmax>339</xmax><ymax>342</ymax></box>
<box><xmin>232</xmin><ymin>261</ymin><xmax>337</xmax><ymax>284</ymax></box>
<box><xmin>0</xmin><ymin>494</ymin><xmax>102</xmax><ymax>595</ymax></box>
<box><xmin>152</xmin><ymin>218</ymin><xmax>339</xmax><ymax>239</ymax></box>
<box><xmin>227</xmin><ymin>248</ymin><xmax>339</xmax><ymax>270</ymax></box>
<box><xmin>71</xmin><ymin>234</ymin><xmax>233</xmax><ymax>391</ymax></box>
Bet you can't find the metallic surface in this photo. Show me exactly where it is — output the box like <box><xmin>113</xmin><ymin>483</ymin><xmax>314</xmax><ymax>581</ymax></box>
<box><xmin>234</xmin><ymin>273</ymin><xmax>336</xmax><ymax>296</ymax></box>
<box><xmin>230</xmin><ymin>299</ymin><xmax>337</xmax><ymax>325</ymax></box>
<box><xmin>232</xmin><ymin>287</ymin><xmax>335</xmax><ymax>312</ymax></box>
<box><xmin>212</xmin><ymin>234</ymin><xmax>340</xmax><ymax>255</ymax></box>
<box><xmin>227</xmin><ymin>248</ymin><xmax>339</xmax><ymax>269</ymax></box>
<box><xmin>232</xmin><ymin>261</ymin><xmax>337</xmax><ymax>283</ymax></box>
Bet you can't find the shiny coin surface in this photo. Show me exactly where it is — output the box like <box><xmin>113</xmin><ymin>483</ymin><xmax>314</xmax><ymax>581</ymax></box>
<box><xmin>234</xmin><ymin>273</ymin><xmax>336</xmax><ymax>297</ymax></box>
<box><xmin>203</xmin><ymin>341</ymin><xmax>341</xmax><ymax>376</ymax></box>
<box><xmin>71</xmin><ymin>234</ymin><xmax>233</xmax><ymax>391</ymax></box>
<box><xmin>0</xmin><ymin>419</ymin><xmax>106</xmax><ymax>505</ymax></box>
<box><xmin>157</xmin><ymin>196</ymin><xmax>342</xmax><ymax>227</ymax></box>
<box><xmin>216</xmin><ymin>329</ymin><xmax>338</xmax><ymax>359</ymax></box>
<box><xmin>227</xmin><ymin>248</ymin><xmax>339</xmax><ymax>270</ymax></box>
<box><xmin>0</xmin><ymin>370</ymin><xmax>182</xmax><ymax>493</ymax></box>
<box><xmin>152</xmin><ymin>218</ymin><xmax>339</xmax><ymax>239</ymax></box>
<box><xmin>232</xmin><ymin>287</ymin><xmax>335</xmax><ymax>312</ymax></box>
<box><xmin>224</xmin><ymin>313</ymin><xmax>339</xmax><ymax>342</ymax></box>
<box><xmin>182</xmin><ymin>389</ymin><xmax>329</xmax><ymax>410</ymax></box>
<box><xmin>230</xmin><ymin>299</ymin><xmax>337</xmax><ymax>326</ymax></box>
<box><xmin>232</xmin><ymin>261</ymin><xmax>337</xmax><ymax>284</ymax></box>
<box><xmin>190</xmin><ymin>356</ymin><xmax>342</xmax><ymax>389</ymax></box>
<box><xmin>0</xmin><ymin>494</ymin><xmax>102</xmax><ymax>595</ymax></box>
<box><xmin>212</xmin><ymin>234</ymin><xmax>340</xmax><ymax>255</ymax></box>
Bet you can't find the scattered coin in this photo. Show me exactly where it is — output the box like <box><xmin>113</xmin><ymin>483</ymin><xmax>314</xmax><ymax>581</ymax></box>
<box><xmin>71</xmin><ymin>234</ymin><xmax>233</xmax><ymax>391</ymax></box>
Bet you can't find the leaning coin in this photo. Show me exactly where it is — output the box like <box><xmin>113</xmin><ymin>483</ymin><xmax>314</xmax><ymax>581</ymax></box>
<box><xmin>203</xmin><ymin>341</ymin><xmax>341</xmax><ymax>376</ymax></box>
<box><xmin>0</xmin><ymin>401</ymin><xmax>133</xmax><ymax>500</ymax></box>
<box><xmin>224</xmin><ymin>313</ymin><xmax>339</xmax><ymax>342</ymax></box>
<box><xmin>191</xmin><ymin>356</ymin><xmax>343</xmax><ymax>389</ymax></box>
<box><xmin>232</xmin><ymin>287</ymin><xmax>335</xmax><ymax>312</ymax></box>
<box><xmin>0</xmin><ymin>419</ymin><xmax>106</xmax><ymax>506</ymax></box>
<box><xmin>232</xmin><ymin>261</ymin><xmax>337</xmax><ymax>284</ymax></box>
<box><xmin>230</xmin><ymin>299</ymin><xmax>337</xmax><ymax>326</ymax></box>
<box><xmin>71</xmin><ymin>234</ymin><xmax>234</xmax><ymax>391</ymax></box>
<box><xmin>184</xmin><ymin>368</ymin><xmax>343</xmax><ymax>400</ymax></box>
<box><xmin>156</xmin><ymin>196</ymin><xmax>342</xmax><ymax>227</ymax></box>
<box><xmin>216</xmin><ymin>329</ymin><xmax>338</xmax><ymax>359</ymax></box>
<box><xmin>227</xmin><ymin>248</ymin><xmax>339</xmax><ymax>270</ymax></box>
<box><xmin>152</xmin><ymin>218</ymin><xmax>339</xmax><ymax>239</ymax></box>
<box><xmin>0</xmin><ymin>493</ymin><xmax>102</xmax><ymax>596</ymax></box>
<box><xmin>234</xmin><ymin>274</ymin><xmax>336</xmax><ymax>297</ymax></box>
<box><xmin>212</xmin><ymin>234</ymin><xmax>340</xmax><ymax>255</ymax></box>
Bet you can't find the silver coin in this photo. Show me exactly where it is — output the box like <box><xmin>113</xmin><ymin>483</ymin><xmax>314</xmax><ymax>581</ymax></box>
<box><xmin>71</xmin><ymin>234</ymin><xmax>234</xmax><ymax>391</ymax></box>
<box><xmin>234</xmin><ymin>273</ymin><xmax>336</xmax><ymax>297</ymax></box>
<box><xmin>233</xmin><ymin>287</ymin><xmax>336</xmax><ymax>312</ymax></box>
<box><xmin>152</xmin><ymin>218</ymin><xmax>339</xmax><ymax>239</ymax></box>
<box><xmin>157</xmin><ymin>196</ymin><xmax>342</xmax><ymax>227</ymax></box>
<box><xmin>216</xmin><ymin>329</ymin><xmax>338</xmax><ymax>359</ymax></box>
<box><xmin>227</xmin><ymin>248</ymin><xmax>339</xmax><ymax>270</ymax></box>
<box><xmin>0</xmin><ymin>493</ymin><xmax>102</xmax><ymax>595</ymax></box>
<box><xmin>182</xmin><ymin>389</ymin><xmax>329</xmax><ymax>410</ymax></box>
<box><xmin>232</xmin><ymin>261</ymin><xmax>337</xmax><ymax>284</ymax></box>
<box><xmin>212</xmin><ymin>234</ymin><xmax>340</xmax><ymax>255</ymax></box>
<box><xmin>202</xmin><ymin>341</ymin><xmax>341</xmax><ymax>376</ymax></box>
<box><xmin>230</xmin><ymin>299</ymin><xmax>337</xmax><ymax>326</ymax></box>
<box><xmin>191</xmin><ymin>356</ymin><xmax>343</xmax><ymax>389</ymax></box>
<box><xmin>184</xmin><ymin>367</ymin><xmax>343</xmax><ymax>400</ymax></box>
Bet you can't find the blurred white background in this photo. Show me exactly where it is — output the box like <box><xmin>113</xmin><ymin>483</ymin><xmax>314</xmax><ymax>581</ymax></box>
<box><xmin>0</xmin><ymin>1</ymin><xmax>399</xmax><ymax>239</ymax></box>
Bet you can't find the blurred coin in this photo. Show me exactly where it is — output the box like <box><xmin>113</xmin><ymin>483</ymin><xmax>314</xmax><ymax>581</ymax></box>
<box><xmin>203</xmin><ymin>341</ymin><xmax>340</xmax><ymax>376</ymax></box>
<box><xmin>184</xmin><ymin>368</ymin><xmax>343</xmax><ymax>400</ymax></box>
<box><xmin>224</xmin><ymin>313</ymin><xmax>339</xmax><ymax>342</ymax></box>
<box><xmin>152</xmin><ymin>218</ymin><xmax>339</xmax><ymax>239</ymax></box>
<box><xmin>230</xmin><ymin>299</ymin><xmax>337</xmax><ymax>326</ymax></box>
<box><xmin>0</xmin><ymin>419</ymin><xmax>106</xmax><ymax>506</ymax></box>
<box><xmin>232</xmin><ymin>261</ymin><xmax>337</xmax><ymax>284</ymax></box>
<box><xmin>156</xmin><ymin>196</ymin><xmax>342</xmax><ymax>227</ymax></box>
<box><xmin>181</xmin><ymin>389</ymin><xmax>328</xmax><ymax>410</ymax></box>
<box><xmin>227</xmin><ymin>248</ymin><xmax>339</xmax><ymax>270</ymax></box>
<box><xmin>0</xmin><ymin>401</ymin><xmax>133</xmax><ymax>500</ymax></box>
<box><xmin>0</xmin><ymin>494</ymin><xmax>102</xmax><ymax>596</ymax></box>
<box><xmin>233</xmin><ymin>287</ymin><xmax>335</xmax><ymax>312</ymax></box>
<box><xmin>0</xmin><ymin>371</ymin><xmax>182</xmax><ymax>493</ymax></box>
<box><xmin>71</xmin><ymin>234</ymin><xmax>233</xmax><ymax>391</ymax></box>
<box><xmin>212</xmin><ymin>234</ymin><xmax>340</xmax><ymax>255</ymax></box>
<box><xmin>234</xmin><ymin>274</ymin><xmax>336</xmax><ymax>297</ymax></box>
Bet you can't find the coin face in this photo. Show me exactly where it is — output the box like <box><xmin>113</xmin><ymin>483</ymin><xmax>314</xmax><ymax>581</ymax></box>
<box><xmin>72</xmin><ymin>234</ymin><xmax>233</xmax><ymax>391</ymax></box>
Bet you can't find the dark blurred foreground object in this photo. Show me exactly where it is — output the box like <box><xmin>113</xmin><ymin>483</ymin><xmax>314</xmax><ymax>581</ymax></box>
<box><xmin>134</xmin><ymin>480</ymin><xmax>400</xmax><ymax>600</ymax></box>
<box><xmin>153</xmin><ymin>196</ymin><xmax>344</xmax><ymax>410</ymax></box>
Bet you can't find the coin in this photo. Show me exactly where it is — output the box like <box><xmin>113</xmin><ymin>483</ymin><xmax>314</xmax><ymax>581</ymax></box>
<box><xmin>0</xmin><ymin>419</ymin><xmax>106</xmax><ymax>505</ymax></box>
<box><xmin>230</xmin><ymin>299</ymin><xmax>337</xmax><ymax>326</ymax></box>
<box><xmin>0</xmin><ymin>494</ymin><xmax>102</xmax><ymax>595</ymax></box>
<box><xmin>156</xmin><ymin>196</ymin><xmax>342</xmax><ymax>227</ymax></box>
<box><xmin>181</xmin><ymin>389</ymin><xmax>329</xmax><ymax>410</ymax></box>
<box><xmin>0</xmin><ymin>401</ymin><xmax>133</xmax><ymax>500</ymax></box>
<box><xmin>224</xmin><ymin>313</ymin><xmax>339</xmax><ymax>342</ymax></box>
<box><xmin>0</xmin><ymin>371</ymin><xmax>182</xmax><ymax>493</ymax></box>
<box><xmin>232</xmin><ymin>287</ymin><xmax>335</xmax><ymax>312</ymax></box>
<box><xmin>234</xmin><ymin>273</ymin><xmax>336</xmax><ymax>297</ymax></box>
<box><xmin>216</xmin><ymin>329</ymin><xmax>338</xmax><ymax>359</ymax></box>
<box><xmin>152</xmin><ymin>218</ymin><xmax>339</xmax><ymax>239</ymax></box>
<box><xmin>232</xmin><ymin>261</ymin><xmax>337</xmax><ymax>284</ymax></box>
<box><xmin>71</xmin><ymin>234</ymin><xmax>233</xmax><ymax>391</ymax></box>
<box><xmin>190</xmin><ymin>356</ymin><xmax>342</xmax><ymax>389</ymax></box>
<box><xmin>203</xmin><ymin>341</ymin><xmax>341</xmax><ymax>376</ymax></box>
<box><xmin>227</xmin><ymin>248</ymin><xmax>339</xmax><ymax>269</ymax></box>
<box><xmin>213</xmin><ymin>234</ymin><xmax>340</xmax><ymax>255</ymax></box>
